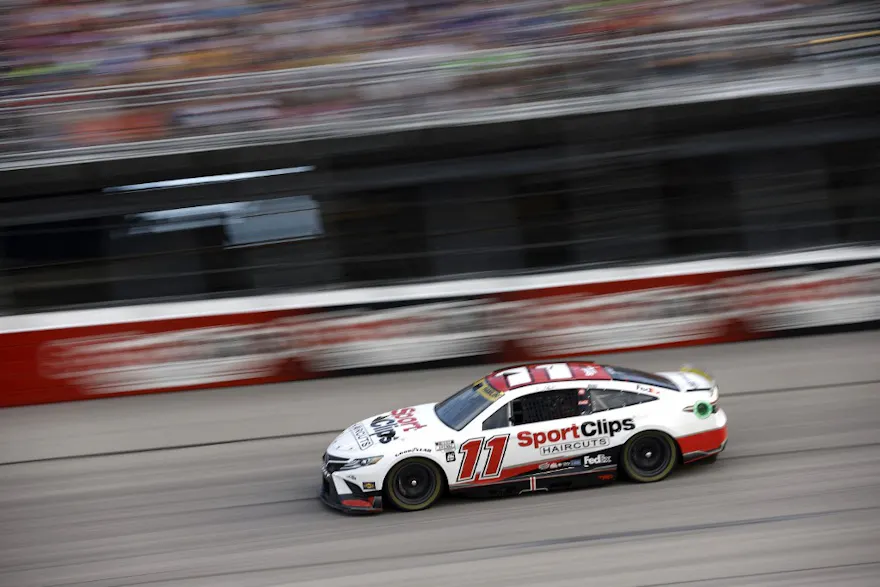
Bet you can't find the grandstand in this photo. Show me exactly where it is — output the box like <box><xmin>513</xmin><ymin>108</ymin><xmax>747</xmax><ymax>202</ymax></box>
<box><xmin>4</xmin><ymin>0</ymin><xmax>848</xmax><ymax>93</ymax></box>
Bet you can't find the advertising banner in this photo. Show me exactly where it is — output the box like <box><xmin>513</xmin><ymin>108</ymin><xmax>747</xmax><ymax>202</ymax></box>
<box><xmin>0</xmin><ymin>259</ymin><xmax>877</xmax><ymax>408</ymax></box>
<box><xmin>0</xmin><ymin>311</ymin><xmax>304</xmax><ymax>407</ymax></box>
<box><xmin>495</xmin><ymin>270</ymin><xmax>754</xmax><ymax>363</ymax></box>
<box><xmin>723</xmin><ymin>262</ymin><xmax>880</xmax><ymax>334</ymax></box>
<box><xmin>288</xmin><ymin>299</ymin><xmax>508</xmax><ymax>373</ymax></box>
<box><xmin>0</xmin><ymin>300</ymin><xmax>507</xmax><ymax>407</ymax></box>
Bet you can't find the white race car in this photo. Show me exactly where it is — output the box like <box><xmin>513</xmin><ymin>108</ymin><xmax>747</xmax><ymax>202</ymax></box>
<box><xmin>320</xmin><ymin>362</ymin><xmax>727</xmax><ymax>513</ymax></box>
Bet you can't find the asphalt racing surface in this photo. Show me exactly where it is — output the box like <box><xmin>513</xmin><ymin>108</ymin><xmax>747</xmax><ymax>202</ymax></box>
<box><xmin>1</xmin><ymin>331</ymin><xmax>879</xmax><ymax>587</ymax></box>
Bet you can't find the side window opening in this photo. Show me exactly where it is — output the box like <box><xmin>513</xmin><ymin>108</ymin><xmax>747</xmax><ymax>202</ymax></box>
<box><xmin>482</xmin><ymin>404</ymin><xmax>510</xmax><ymax>430</ymax></box>
<box><xmin>578</xmin><ymin>388</ymin><xmax>592</xmax><ymax>415</ymax></box>
<box><xmin>511</xmin><ymin>389</ymin><xmax>581</xmax><ymax>426</ymax></box>
<box><xmin>590</xmin><ymin>389</ymin><xmax>658</xmax><ymax>413</ymax></box>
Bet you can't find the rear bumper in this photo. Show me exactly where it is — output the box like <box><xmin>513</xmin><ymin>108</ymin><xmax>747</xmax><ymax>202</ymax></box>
<box><xmin>319</xmin><ymin>474</ymin><xmax>384</xmax><ymax>514</ymax></box>
<box><xmin>678</xmin><ymin>423</ymin><xmax>729</xmax><ymax>464</ymax></box>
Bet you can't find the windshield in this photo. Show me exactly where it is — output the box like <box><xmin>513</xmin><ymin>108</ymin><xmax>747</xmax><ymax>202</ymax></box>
<box><xmin>434</xmin><ymin>378</ymin><xmax>502</xmax><ymax>431</ymax></box>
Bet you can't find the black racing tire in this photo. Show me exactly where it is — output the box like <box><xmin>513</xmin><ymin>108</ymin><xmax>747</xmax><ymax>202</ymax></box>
<box><xmin>621</xmin><ymin>430</ymin><xmax>678</xmax><ymax>483</ymax></box>
<box><xmin>384</xmin><ymin>458</ymin><xmax>445</xmax><ymax>512</ymax></box>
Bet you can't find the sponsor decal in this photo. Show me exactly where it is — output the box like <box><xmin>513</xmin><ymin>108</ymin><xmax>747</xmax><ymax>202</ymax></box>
<box><xmin>435</xmin><ymin>440</ymin><xmax>455</xmax><ymax>451</ymax></box>
<box><xmin>370</xmin><ymin>407</ymin><xmax>427</xmax><ymax>444</ymax></box>
<box><xmin>578</xmin><ymin>388</ymin><xmax>590</xmax><ymax>408</ymax></box>
<box><xmin>446</xmin><ymin>452</ymin><xmax>456</xmax><ymax>462</ymax></box>
<box><xmin>539</xmin><ymin>458</ymin><xmax>581</xmax><ymax>472</ymax></box>
<box><xmin>540</xmin><ymin>437</ymin><xmax>609</xmax><ymax>455</ymax></box>
<box><xmin>394</xmin><ymin>447</ymin><xmax>432</xmax><ymax>457</ymax></box>
<box><xmin>518</xmin><ymin>419</ymin><xmax>634</xmax><ymax>456</ymax></box>
<box><xmin>370</xmin><ymin>415</ymin><xmax>398</xmax><ymax>444</ymax></box>
<box><xmin>582</xmin><ymin>454</ymin><xmax>612</xmax><ymax>467</ymax></box>
<box><xmin>390</xmin><ymin>408</ymin><xmax>427</xmax><ymax>432</ymax></box>
<box><xmin>599</xmin><ymin>474</ymin><xmax>614</xmax><ymax>481</ymax></box>
<box><xmin>517</xmin><ymin>418</ymin><xmax>635</xmax><ymax>449</ymax></box>
<box><xmin>362</xmin><ymin>482</ymin><xmax>376</xmax><ymax>490</ymax></box>
<box><xmin>474</xmin><ymin>379</ymin><xmax>502</xmax><ymax>402</ymax></box>
<box><xmin>351</xmin><ymin>423</ymin><xmax>373</xmax><ymax>450</ymax></box>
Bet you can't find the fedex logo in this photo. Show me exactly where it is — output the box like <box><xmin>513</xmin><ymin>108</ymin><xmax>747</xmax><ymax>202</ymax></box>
<box><xmin>517</xmin><ymin>418</ymin><xmax>635</xmax><ymax>449</ymax></box>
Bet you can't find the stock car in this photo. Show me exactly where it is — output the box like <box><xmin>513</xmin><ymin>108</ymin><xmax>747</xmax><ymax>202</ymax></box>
<box><xmin>320</xmin><ymin>362</ymin><xmax>727</xmax><ymax>514</ymax></box>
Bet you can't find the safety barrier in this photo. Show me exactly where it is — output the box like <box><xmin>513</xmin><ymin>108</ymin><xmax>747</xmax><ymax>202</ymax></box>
<box><xmin>1</xmin><ymin>247</ymin><xmax>877</xmax><ymax>407</ymax></box>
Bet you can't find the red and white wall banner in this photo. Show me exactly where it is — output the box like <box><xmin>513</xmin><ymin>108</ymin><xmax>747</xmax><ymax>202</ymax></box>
<box><xmin>1</xmin><ymin>256</ymin><xmax>878</xmax><ymax>407</ymax></box>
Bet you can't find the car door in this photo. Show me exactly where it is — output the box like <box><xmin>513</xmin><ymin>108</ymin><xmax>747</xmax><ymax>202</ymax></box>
<box><xmin>449</xmin><ymin>386</ymin><xmax>586</xmax><ymax>492</ymax></box>
<box><xmin>580</xmin><ymin>384</ymin><xmax>659</xmax><ymax>456</ymax></box>
<box><xmin>472</xmin><ymin>384</ymin><xmax>658</xmax><ymax>487</ymax></box>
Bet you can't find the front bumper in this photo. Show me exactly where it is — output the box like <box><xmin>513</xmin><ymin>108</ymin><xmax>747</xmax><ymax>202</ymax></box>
<box><xmin>319</xmin><ymin>473</ymin><xmax>384</xmax><ymax>514</ymax></box>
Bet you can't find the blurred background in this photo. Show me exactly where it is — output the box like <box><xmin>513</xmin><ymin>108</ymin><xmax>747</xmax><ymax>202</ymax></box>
<box><xmin>2</xmin><ymin>0</ymin><xmax>866</xmax><ymax>91</ymax></box>
<box><xmin>0</xmin><ymin>0</ymin><xmax>879</xmax><ymax>314</ymax></box>
<box><xmin>1</xmin><ymin>4</ymin><xmax>880</xmax><ymax>586</ymax></box>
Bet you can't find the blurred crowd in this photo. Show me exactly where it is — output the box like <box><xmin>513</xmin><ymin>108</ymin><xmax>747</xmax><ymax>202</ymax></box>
<box><xmin>4</xmin><ymin>0</ymin><xmax>837</xmax><ymax>94</ymax></box>
<box><xmin>2</xmin><ymin>0</ymin><xmax>866</xmax><ymax>154</ymax></box>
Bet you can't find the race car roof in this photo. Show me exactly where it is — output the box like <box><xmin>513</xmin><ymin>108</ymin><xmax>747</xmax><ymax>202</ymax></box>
<box><xmin>601</xmin><ymin>365</ymin><xmax>679</xmax><ymax>390</ymax></box>
<box><xmin>485</xmin><ymin>362</ymin><xmax>678</xmax><ymax>392</ymax></box>
<box><xmin>485</xmin><ymin>362</ymin><xmax>610</xmax><ymax>392</ymax></box>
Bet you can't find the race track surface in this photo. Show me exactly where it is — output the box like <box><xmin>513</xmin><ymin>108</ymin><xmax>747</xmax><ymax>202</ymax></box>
<box><xmin>1</xmin><ymin>331</ymin><xmax>879</xmax><ymax>587</ymax></box>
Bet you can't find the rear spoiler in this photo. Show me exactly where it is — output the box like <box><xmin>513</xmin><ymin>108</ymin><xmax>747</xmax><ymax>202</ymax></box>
<box><xmin>679</xmin><ymin>365</ymin><xmax>719</xmax><ymax>416</ymax></box>
<box><xmin>679</xmin><ymin>365</ymin><xmax>716</xmax><ymax>391</ymax></box>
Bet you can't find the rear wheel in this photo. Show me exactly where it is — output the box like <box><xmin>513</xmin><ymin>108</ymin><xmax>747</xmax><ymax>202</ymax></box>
<box><xmin>621</xmin><ymin>430</ymin><xmax>678</xmax><ymax>483</ymax></box>
<box><xmin>384</xmin><ymin>458</ymin><xmax>444</xmax><ymax>511</ymax></box>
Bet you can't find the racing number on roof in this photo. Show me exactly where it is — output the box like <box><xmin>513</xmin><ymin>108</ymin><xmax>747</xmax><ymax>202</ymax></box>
<box><xmin>457</xmin><ymin>434</ymin><xmax>510</xmax><ymax>483</ymax></box>
<box><xmin>496</xmin><ymin>367</ymin><xmax>532</xmax><ymax>388</ymax></box>
<box><xmin>497</xmin><ymin>363</ymin><xmax>579</xmax><ymax>387</ymax></box>
<box><xmin>536</xmin><ymin>363</ymin><xmax>574</xmax><ymax>380</ymax></box>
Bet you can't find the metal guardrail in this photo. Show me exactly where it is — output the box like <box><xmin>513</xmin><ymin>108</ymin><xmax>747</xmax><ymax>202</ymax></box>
<box><xmin>0</xmin><ymin>15</ymin><xmax>878</xmax><ymax>170</ymax></box>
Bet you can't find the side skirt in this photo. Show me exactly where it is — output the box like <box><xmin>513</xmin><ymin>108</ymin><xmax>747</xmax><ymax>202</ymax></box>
<box><xmin>450</xmin><ymin>467</ymin><xmax>618</xmax><ymax>499</ymax></box>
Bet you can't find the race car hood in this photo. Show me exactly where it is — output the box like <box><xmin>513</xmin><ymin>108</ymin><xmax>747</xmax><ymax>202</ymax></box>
<box><xmin>330</xmin><ymin>402</ymin><xmax>442</xmax><ymax>454</ymax></box>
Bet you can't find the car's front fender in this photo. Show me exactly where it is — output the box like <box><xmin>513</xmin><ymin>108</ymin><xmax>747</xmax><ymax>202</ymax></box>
<box><xmin>382</xmin><ymin>449</ymin><xmax>453</xmax><ymax>490</ymax></box>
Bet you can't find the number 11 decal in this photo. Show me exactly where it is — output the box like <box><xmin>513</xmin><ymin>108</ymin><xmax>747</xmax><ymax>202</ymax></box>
<box><xmin>456</xmin><ymin>434</ymin><xmax>510</xmax><ymax>483</ymax></box>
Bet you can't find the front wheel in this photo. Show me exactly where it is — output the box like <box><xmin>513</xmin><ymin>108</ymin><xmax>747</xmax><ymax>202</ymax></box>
<box><xmin>621</xmin><ymin>430</ymin><xmax>678</xmax><ymax>483</ymax></box>
<box><xmin>384</xmin><ymin>458</ymin><xmax>444</xmax><ymax>511</ymax></box>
